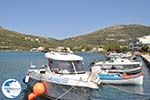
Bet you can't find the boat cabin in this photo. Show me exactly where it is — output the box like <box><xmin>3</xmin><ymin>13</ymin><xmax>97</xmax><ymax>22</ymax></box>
<box><xmin>45</xmin><ymin>52</ymin><xmax>85</xmax><ymax>74</ymax></box>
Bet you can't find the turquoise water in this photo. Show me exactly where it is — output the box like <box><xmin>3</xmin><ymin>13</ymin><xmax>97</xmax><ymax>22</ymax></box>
<box><xmin>0</xmin><ymin>52</ymin><xmax>150</xmax><ymax>100</ymax></box>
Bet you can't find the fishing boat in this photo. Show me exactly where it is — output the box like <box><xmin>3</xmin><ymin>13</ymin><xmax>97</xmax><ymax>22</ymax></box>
<box><xmin>99</xmin><ymin>72</ymin><xmax>143</xmax><ymax>85</ymax></box>
<box><xmin>24</xmin><ymin>51</ymin><xmax>101</xmax><ymax>100</ymax></box>
<box><xmin>95</xmin><ymin>57</ymin><xmax>142</xmax><ymax>66</ymax></box>
<box><xmin>92</xmin><ymin>57</ymin><xmax>143</xmax><ymax>85</ymax></box>
<box><xmin>94</xmin><ymin>57</ymin><xmax>142</xmax><ymax>74</ymax></box>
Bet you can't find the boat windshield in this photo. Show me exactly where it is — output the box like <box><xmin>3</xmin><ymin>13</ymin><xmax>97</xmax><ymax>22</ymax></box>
<box><xmin>48</xmin><ymin>59</ymin><xmax>84</xmax><ymax>74</ymax></box>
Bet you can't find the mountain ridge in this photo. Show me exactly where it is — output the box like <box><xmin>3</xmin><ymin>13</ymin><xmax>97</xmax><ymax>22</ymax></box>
<box><xmin>62</xmin><ymin>24</ymin><xmax>150</xmax><ymax>48</ymax></box>
<box><xmin>0</xmin><ymin>24</ymin><xmax>150</xmax><ymax>50</ymax></box>
<box><xmin>0</xmin><ymin>28</ymin><xmax>61</xmax><ymax>50</ymax></box>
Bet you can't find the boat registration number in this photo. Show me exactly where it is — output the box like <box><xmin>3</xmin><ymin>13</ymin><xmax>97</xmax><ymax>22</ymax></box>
<box><xmin>48</xmin><ymin>77</ymin><xmax>68</xmax><ymax>83</ymax></box>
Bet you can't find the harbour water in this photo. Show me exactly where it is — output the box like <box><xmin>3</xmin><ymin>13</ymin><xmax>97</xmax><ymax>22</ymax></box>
<box><xmin>0</xmin><ymin>52</ymin><xmax>150</xmax><ymax>100</ymax></box>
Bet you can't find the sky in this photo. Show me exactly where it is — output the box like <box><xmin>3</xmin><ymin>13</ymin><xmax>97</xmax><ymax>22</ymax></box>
<box><xmin>0</xmin><ymin>0</ymin><xmax>150</xmax><ymax>39</ymax></box>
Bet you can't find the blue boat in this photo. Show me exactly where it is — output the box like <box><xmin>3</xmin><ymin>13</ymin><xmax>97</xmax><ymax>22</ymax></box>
<box><xmin>99</xmin><ymin>73</ymin><xmax>143</xmax><ymax>85</ymax></box>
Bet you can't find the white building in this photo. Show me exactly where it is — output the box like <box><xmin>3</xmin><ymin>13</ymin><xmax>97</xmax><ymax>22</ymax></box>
<box><xmin>138</xmin><ymin>35</ymin><xmax>150</xmax><ymax>45</ymax></box>
<box><xmin>37</xmin><ymin>47</ymin><xmax>45</xmax><ymax>52</ymax></box>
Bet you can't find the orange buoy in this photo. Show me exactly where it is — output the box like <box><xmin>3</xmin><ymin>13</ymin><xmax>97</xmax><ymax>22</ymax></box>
<box><xmin>28</xmin><ymin>93</ymin><xmax>36</xmax><ymax>100</ymax></box>
<box><xmin>33</xmin><ymin>82</ymin><xmax>46</xmax><ymax>96</ymax></box>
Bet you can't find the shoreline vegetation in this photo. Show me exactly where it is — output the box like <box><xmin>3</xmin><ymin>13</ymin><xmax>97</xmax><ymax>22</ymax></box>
<box><xmin>0</xmin><ymin>24</ymin><xmax>150</xmax><ymax>53</ymax></box>
<box><xmin>0</xmin><ymin>47</ymin><xmax>149</xmax><ymax>56</ymax></box>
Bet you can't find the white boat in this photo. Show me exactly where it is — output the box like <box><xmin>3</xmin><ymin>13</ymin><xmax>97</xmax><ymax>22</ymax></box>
<box><xmin>94</xmin><ymin>58</ymin><xmax>142</xmax><ymax>73</ymax></box>
<box><xmin>24</xmin><ymin>51</ymin><xmax>101</xmax><ymax>99</ymax></box>
<box><xmin>99</xmin><ymin>66</ymin><xmax>142</xmax><ymax>76</ymax></box>
<box><xmin>106</xmin><ymin>52</ymin><xmax>132</xmax><ymax>59</ymax></box>
<box><xmin>95</xmin><ymin>57</ymin><xmax>142</xmax><ymax>66</ymax></box>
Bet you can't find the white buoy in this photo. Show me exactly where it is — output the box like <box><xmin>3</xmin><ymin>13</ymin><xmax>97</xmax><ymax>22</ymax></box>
<box><xmin>25</xmin><ymin>75</ymin><xmax>29</xmax><ymax>83</ymax></box>
<box><xmin>30</xmin><ymin>62</ymin><xmax>36</xmax><ymax>68</ymax></box>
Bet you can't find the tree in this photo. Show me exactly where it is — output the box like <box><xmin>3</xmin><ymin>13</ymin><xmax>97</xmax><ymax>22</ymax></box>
<box><xmin>121</xmin><ymin>46</ymin><xmax>129</xmax><ymax>52</ymax></box>
<box><xmin>104</xmin><ymin>43</ymin><xmax>121</xmax><ymax>52</ymax></box>
<box><xmin>141</xmin><ymin>45</ymin><xmax>149</xmax><ymax>52</ymax></box>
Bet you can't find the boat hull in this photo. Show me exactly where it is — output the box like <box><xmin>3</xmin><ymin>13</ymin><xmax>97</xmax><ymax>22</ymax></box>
<box><xmin>99</xmin><ymin>74</ymin><xmax>143</xmax><ymax>85</ymax></box>
<box><xmin>107</xmin><ymin>66</ymin><xmax>143</xmax><ymax>75</ymax></box>
<box><xmin>27</xmin><ymin>69</ymin><xmax>100</xmax><ymax>89</ymax></box>
<box><xmin>27</xmin><ymin>77</ymin><xmax>94</xmax><ymax>100</ymax></box>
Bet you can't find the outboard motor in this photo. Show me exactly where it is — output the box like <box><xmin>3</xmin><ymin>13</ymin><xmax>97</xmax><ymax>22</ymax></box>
<box><xmin>89</xmin><ymin>65</ymin><xmax>102</xmax><ymax>84</ymax></box>
<box><xmin>91</xmin><ymin>65</ymin><xmax>102</xmax><ymax>74</ymax></box>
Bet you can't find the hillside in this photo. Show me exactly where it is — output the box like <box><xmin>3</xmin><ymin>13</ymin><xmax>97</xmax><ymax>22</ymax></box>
<box><xmin>0</xmin><ymin>27</ymin><xmax>60</xmax><ymax>50</ymax></box>
<box><xmin>0</xmin><ymin>24</ymin><xmax>150</xmax><ymax>51</ymax></box>
<box><xmin>63</xmin><ymin>24</ymin><xmax>150</xmax><ymax>48</ymax></box>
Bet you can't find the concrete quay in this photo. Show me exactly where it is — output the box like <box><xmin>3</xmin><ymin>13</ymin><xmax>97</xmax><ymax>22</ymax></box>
<box><xmin>140</xmin><ymin>54</ymin><xmax>150</xmax><ymax>67</ymax></box>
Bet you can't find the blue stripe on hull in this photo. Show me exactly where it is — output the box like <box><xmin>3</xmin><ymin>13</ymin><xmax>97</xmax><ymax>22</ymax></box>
<box><xmin>99</xmin><ymin>74</ymin><xmax>122</xmax><ymax>80</ymax></box>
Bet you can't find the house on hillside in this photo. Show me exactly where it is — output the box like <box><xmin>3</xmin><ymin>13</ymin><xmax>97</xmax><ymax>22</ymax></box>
<box><xmin>137</xmin><ymin>35</ymin><xmax>150</xmax><ymax>47</ymax></box>
<box><xmin>128</xmin><ymin>40</ymin><xmax>143</xmax><ymax>51</ymax></box>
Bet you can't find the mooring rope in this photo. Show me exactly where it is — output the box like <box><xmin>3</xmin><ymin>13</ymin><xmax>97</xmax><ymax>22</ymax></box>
<box><xmin>106</xmin><ymin>84</ymin><xmax>150</xmax><ymax>96</ymax></box>
<box><xmin>55</xmin><ymin>86</ymin><xmax>74</xmax><ymax>100</ymax></box>
<box><xmin>54</xmin><ymin>72</ymin><xmax>101</xmax><ymax>100</ymax></box>
<box><xmin>55</xmin><ymin>77</ymin><xmax>83</xmax><ymax>100</ymax></box>
<box><xmin>144</xmin><ymin>80</ymin><xmax>150</xmax><ymax>86</ymax></box>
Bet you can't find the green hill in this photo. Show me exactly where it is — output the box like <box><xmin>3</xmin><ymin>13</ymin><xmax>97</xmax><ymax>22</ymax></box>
<box><xmin>0</xmin><ymin>24</ymin><xmax>150</xmax><ymax>51</ymax></box>
<box><xmin>0</xmin><ymin>27</ymin><xmax>60</xmax><ymax>50</ymax></box>
<box><xmin>62</xmin><ymin>24</ymin><xmax>150</xmax><ymax>48</ymax></box>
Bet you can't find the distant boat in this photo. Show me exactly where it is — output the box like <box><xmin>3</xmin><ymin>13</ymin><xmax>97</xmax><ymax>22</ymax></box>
<box><xmin>106</xmin><ymin>52</ymin><xmax>132</xmax><ymax>59</ymax></box>
<box><xmin>95</xmin><ymin>57</ymin><xmax>142</xmax><ymax>72</ymax></box>
<box><xmin>24</xmin><ymin>51</ymin><xmax>101</xmax><ymax>99</ymax></box>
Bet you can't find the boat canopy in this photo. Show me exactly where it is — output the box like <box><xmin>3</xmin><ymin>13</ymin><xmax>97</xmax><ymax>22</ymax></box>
<box><xmin>45</xmin><ymin>51</ymin><xmax>83</xmax><ymax>61</ymax></box>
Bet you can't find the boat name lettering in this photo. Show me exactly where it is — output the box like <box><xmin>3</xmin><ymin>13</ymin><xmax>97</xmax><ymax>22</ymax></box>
<box><xmin>48</xmin><ymin>77</ymin><xmax>68</xmax><ymax>83</ymax></box>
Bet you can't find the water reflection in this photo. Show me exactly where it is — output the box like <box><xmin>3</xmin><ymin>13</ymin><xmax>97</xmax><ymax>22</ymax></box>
<box><xmin>113</xmin><ymin>85</ymin><xmax>143</xmax><ymax>94</ymax></box>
